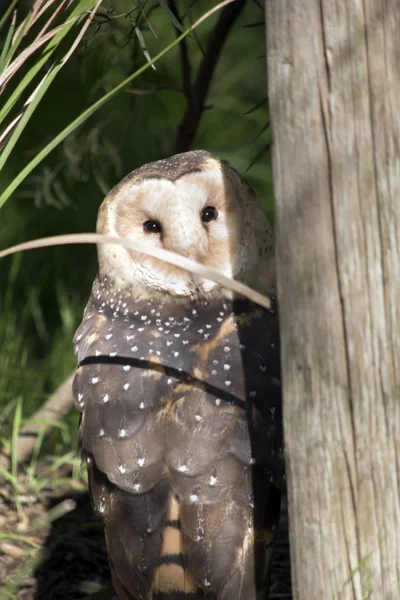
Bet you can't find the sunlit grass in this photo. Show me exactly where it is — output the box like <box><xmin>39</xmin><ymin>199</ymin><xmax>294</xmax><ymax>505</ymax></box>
<box><xmin>0</xmin><ymin>254</ymin><xmax>82</xmax><ymax>490</ymax></box>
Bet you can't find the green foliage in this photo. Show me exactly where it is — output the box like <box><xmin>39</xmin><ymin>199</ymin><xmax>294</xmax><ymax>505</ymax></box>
<box><xmin>0</xmin><ymin>0</ymin><xmax>271</xmax><ymax>461</ymax></box>
<box><xmin>0</xmin><ymin>0</ymin><xmax>105</xmax><ymax>190</ymax></box>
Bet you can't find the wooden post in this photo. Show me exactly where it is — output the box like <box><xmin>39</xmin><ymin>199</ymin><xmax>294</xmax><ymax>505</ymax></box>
<box><xmin>266</xmin><ymin>1</ymin><xmax>400</xmax><ymax>598</ymax></box>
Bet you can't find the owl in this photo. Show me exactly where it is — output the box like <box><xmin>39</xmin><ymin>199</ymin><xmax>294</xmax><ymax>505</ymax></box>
<box><xmin>73</xmin><ymin>150</ymin><xmax>283</xmax><ymax>600</ymax></box>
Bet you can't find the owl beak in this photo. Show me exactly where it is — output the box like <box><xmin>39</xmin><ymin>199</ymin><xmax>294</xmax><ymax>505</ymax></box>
<box><xmin>186</xmin><ymin>252</ymin><xmax>209</xmax><ymax>287</ymax></box>
<box><xmin>182</xmin><ymin>245</ymin><xmax>198</xmax><ymax>261</ymax></box>
<box><xmin>170</xmin><ymin>246</ymin><xmax>203</xmax><ymax>270</ymax></box>
<box><xmin>186</xmin><ymin>245</ymin><xmax>208</xmax><ymax>265</ymax></box>
<box><xmin>167</xmin><ymin>242</ymin><xmax>207</xmax><ymax>286</ymax></box>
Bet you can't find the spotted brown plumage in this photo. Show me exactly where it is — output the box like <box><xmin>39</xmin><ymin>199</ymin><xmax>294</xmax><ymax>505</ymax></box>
<box><xmin>73</xmin><ymin>151</ymin><xmax>283</xmax><ymax>599</ymax></box>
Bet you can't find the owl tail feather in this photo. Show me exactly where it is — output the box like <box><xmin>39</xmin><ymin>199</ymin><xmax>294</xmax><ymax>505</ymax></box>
<box><xmin>152</xmin><ymin>494</ymin><xmax>204</xmax><ymax>600</ymax></box>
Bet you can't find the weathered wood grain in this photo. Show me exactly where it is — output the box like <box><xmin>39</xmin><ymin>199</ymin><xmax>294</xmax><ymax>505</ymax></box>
<box><xmin>266</xmin><ymin>0</ymin><xmax>400</xmax><ymax>598</ymax></box>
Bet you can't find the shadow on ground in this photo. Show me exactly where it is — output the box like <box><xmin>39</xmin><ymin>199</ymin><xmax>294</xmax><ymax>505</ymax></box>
<box><xmin>34</xmin><ymin>492</ymin><xmax>111</xmax><ymax>600</ymax></box>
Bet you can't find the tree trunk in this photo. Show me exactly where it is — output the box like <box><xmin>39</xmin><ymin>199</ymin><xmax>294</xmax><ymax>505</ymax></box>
<box><xmin>265</xmin><ymin>1</ymin><xmax>400</xmax><ymax>599</ymax></box>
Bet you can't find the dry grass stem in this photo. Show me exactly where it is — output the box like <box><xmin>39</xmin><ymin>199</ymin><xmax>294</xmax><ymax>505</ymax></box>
<box><xmin>0</xmin><ymin>233</ymin><xmax>273</xmax><ymax>310</ymax></box>
<box><xmin>189</xmin><ymin>0</ymin><xmax>238</xmax><ymax>30</ymax></box>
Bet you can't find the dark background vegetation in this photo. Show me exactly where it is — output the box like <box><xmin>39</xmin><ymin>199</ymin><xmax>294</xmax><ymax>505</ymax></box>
<box><xmin>0</xmin><ymin>0</ymin><xmax>272</xmax><ymax>457</ymax></box>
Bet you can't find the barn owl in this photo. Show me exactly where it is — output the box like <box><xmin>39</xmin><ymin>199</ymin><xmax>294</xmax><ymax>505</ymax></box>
<box><xmin>73</xmin><ymin>150</ymin><xmax>283</xmax><ymax>600</ymax></box>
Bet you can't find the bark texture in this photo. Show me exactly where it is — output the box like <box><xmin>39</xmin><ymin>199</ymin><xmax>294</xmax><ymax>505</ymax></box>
<box><xmin>266</xmin><ymin>1</ymin><xmax>400</xmax><ymax>598</ymax></box>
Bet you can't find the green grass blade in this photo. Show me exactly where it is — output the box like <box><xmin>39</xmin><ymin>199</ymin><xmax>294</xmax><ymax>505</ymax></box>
<box><xmin>11</xmin><ymin>397</ymin><xmax>22</xmax><ymax>481</ymax></box>
<box><xmin>0</xmin><ymin>45</ymin><xmax>73</xmax><ymax>170</ymax></box>
<box><xmin>10</xmin><ymin>396</ymin><xmax>23</xmax><ymax>515</ymax></box>
<box><xmin>0</xmin><ymin>9</ymin><xmax>16</xmax><ymax>72</ymax></box>
<box><xmin>244</xmin><ymin>142</ymin><xmax>270</xmax><ymax>173</ymax></box>
<box><xmin>0</xmin><ymin>0</ymin><xmax>17</xmax><ymax>35</ymax></box>
<box><xmin>0</xmin><ymin>1</ymin><xmax>102</xmax><ymax>173</ymax></box>
<box><xmin>0</xmin><ymin>533</ymin><xmax>41</xmax><ymax>549</ymax></box>
<box><xmin>158</xmin><ymin>0</ymin><xmax>185</xmax><ymax>32</ymax></box>
<box><xmin>242</xmin><ymin>20</ymin><xmax>264</xmax><ymax>28</ymax></box>
<box><xmin>2</xmin><ymin>1</ymin><xmax>98</xmax><ymax>87</ymax></box>
<box><xmin>2</xmin><ymin>6</ymin><xmax>34</xmax><ymax>71</ymax></box>
<box><xmin>0</xmin><ymin>2</ymin><xmax>96</xmax><ymax>126</ymax></box>
<box><xmin>254</xmin><ymin>121</ymin><xmax>269</xmax><ymax>141</ymax></box>
<box><xmin>243</xmin><ymin>97</ymin><xmax>267</xmax><ymax>115</ymax></box>
<box><xmin>0</xmin><ymin>467</ymin><xmax>22</xmax><ymax>489</ymax></box>
<box><xmin>28</xmin><ymin>498</ymin><xmax>77</xmax><ymax>532</ymax></box>
<box><xmin>0</xmin><ymin>44</ymin><xmax>62</xmax><ymax>128</ymax></box>
<box><xmin>26</xmin><ymin>424</ymin><xmax>46</xmax><ymax>486</ymax></box>
<box><xmin>0</xmin><ymin>591</ymin><xmax>19</xmax><ymax>600</ymax></box>
<box><xmin>0</xmin><ymin>22</ymin><xmax>69</xmax><ymax>90</ymax></box>
<box><xmin>134</xmin><ymin>25</ymin><xmax>156</xmax><ymax>70</ymax></box>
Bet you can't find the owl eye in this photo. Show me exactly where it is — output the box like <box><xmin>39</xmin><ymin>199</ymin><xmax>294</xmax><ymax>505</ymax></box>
<box><xmin>143</xmin><ymin>220</ymin><xmax>161</xmax><ymax>234</ymax></box>
<box><xmin>201</xmin><ymin>206</ymin><xmax>218</xmax><ymax>223</ymax></box>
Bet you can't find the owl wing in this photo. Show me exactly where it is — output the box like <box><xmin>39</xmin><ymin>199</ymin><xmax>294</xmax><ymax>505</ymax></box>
<box><xmin>172</xmin><ymin>301</ymin><xmax>283</xmax><ymax>599</ymax></box>
<box><xmin>73</xmin><ymin>296</ymin><xmax>173</xmax><ymax>599</ymax></box>
<box><xmin>73</xmin><ymin>294</ymin><xmax>282</xmax><ymax>600</ymax></box>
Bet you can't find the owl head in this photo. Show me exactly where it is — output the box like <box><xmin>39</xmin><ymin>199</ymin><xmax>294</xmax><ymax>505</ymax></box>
<box><xmin>96</xmin><ymin>151</ymin><xmax>275</xmax><ymax>302</ymax></box>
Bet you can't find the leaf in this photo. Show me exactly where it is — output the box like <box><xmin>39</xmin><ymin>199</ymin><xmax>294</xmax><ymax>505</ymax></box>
<box><xmin>251</xmin><ymin>0</ymin><xmax>264</xmax><ymax>10</ymax></box>
<box><xmin>242</xmin><ymin>20</ymin><xmax>265</xmax><ymax>28</ymax></box>
<box><xmin>254</xmin><ymin>121</ymin><xmax>269</xmax><ymax>141</ymax></box>
<box><xmin>182</xmin><ymin>0</ymin><xmax>204</xmax><ymax>55</ymax></box>
<box><xmin>243</xmin><ymin>97</ymin><xmax>267</xmax><ymax>115</ymax></box>
<box><xmin>0</xmin><ymin>0</ymin><xmax>17</xmax><ymax>35</ymax></box>
<box><xmin>158</xmin><ymin>0</ymin><xmax>185</xmax><ymax>32</ymax></box>
<box><xmin>134</xmin><ymin>25</ymin><xmax>156</xmax><ymax>70</ymax></box>
<box><xmin>244</xmin><ymin>142</ymin><xmax>270</xmax><ymax>173</ymax></box>
<box><xmin>2</xmin><ymin>2</ymin><xmax>39</xmax><ymax>73</ymax></box>
<box><xmin>0</xmin><ymin>8</ymin><xmax>16</xmax><ymax>73</ymax></box>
